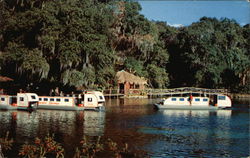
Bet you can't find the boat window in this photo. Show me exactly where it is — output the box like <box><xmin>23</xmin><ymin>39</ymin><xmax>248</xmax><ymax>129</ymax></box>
<box><xmin>179</xmin><ymin>98</ymin><xmax>184</xmax><ymax>101</ymax></box>
<box><xmin>20</xmin><ymin>97</ymin><xmax>24</xmax><ymax>101</ymax></box>
<box><xmin>1</xmin><ymin>98</ymin><xmax>5</xmax><ymax>101</ymax></box>
<box><xmin>39</xmin><ymin>98</ymin><xmax>42</xmax><ymax>101</ymax></box>
<box><xmin>218</xmin><ymin>96</ymin><xmax>226</xmax><ymax>100</ymax></box>
<box><xmin>203</xmin><ymin>98</ymin><xmax>208</xmax><ymax>102</ymax></box>
<box><xmin>31</xmin><ymin>95</ymin><xmax>36</xmax><ymax>99</ymax></box>
<box><xmin>195</xmin><ymin>98</ymin><xmax>200</xmax><ymax>102</ymax></box>
<box><xmin>99</xmin><ymin>96</ymin><xmax>103</xmax><ymax>100</ymax></box>
<box><xmin>44</xmin><ymin>98</ymin><xmax>48</xmax><ymax>101</ymax></box>
<box><xmin>88</xmin><ymin>98</ymin><xmax>92</xmax><ymax>102</ymax></box>
<box><xmin>64</xmin><ymin>99</ymin><xmax>69</xmax><ymax>102</ymax></box>
<box><xmin>56</xmin><ymin>98</ymin><xmax>61</xmax><ymax>102</ymax></box>
<box><xmin>50</xmin><ymin>98</ymin><xmax>54</xmax><ymax>101</ymax></box>
<box><xmin>171</xmin><ymin>98</ymin><xmax>176</xmax><ymax>101</ymax></box>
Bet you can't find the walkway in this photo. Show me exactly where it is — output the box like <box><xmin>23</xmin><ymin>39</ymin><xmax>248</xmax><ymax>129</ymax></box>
<box><xmin>103</xmin><ymin>87</ymin><xmax>229</xmax><ymax>98</ymax></box>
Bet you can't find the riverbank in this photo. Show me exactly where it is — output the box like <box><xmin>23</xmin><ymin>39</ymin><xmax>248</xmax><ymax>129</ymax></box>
<box><xmin>229</xmin><ymin>93</ymin><xmax>250</xmax><ymax>99</ymax></box>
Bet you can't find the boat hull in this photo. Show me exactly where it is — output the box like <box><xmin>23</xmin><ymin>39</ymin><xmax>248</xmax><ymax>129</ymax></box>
<box><xmin>0</xmin><ymin>104</ymin><xmax>17</xmax><ymax>110</ymax></box>
<box><xmin>154</xmin><ymin>103</ymin><xmax>226</xmax><ymax>110</ymax></box>
<box><xmin>0</xmin><ymin>104</ymin><xmax>37</xmax><ymax>111</ymax></box>
<box><xmin>37</xmin><ymin>105</ymin><xmax>104</xmax><ymax>111</ymax></box>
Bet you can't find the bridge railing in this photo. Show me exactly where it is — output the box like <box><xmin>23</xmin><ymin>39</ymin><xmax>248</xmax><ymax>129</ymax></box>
<box><xmin>146</xmin><ymin>87</ymin><xmax>229</xmax><ymax>95</ymax></box>
<box><xmin>103</xmin><ymin>87</ymin><xmax>229</xmax><ymax>97</ymax></box>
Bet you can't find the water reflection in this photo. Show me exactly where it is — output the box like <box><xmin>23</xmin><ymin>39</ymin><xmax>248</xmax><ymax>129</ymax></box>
<box><xmin>0</xmin><ymin>110</ymin><xmax>105</xmax><ymax>139</ymax></box>
<box><xmin>83</xmin><ymin>111</ymin><xmax>105</xmax><ymax>136</ymax></box>
<box><xmin>140</xmin><ymin>110</ymin><xmax>234</xmax><ymax>139</ymax></box>
<box><xmin>161</xmin><ymin>109</ymin><xmax>232</xmax><ymax>117</ymax></box>
<box><xmin>139</xmin><ymin>109</ymin><xmax>249</xmax><ymax>157</ymax></box>
<box><xmin>0</xmin><ymin>110</ymin><xmax>106</xmax><ymax>157</ymax></box>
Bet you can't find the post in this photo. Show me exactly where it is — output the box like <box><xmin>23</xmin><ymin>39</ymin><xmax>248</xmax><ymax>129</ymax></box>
<box><xmin>0</xmin><ymin>145</ymin><xmax>4</xmax><ymax>158</ymax></box>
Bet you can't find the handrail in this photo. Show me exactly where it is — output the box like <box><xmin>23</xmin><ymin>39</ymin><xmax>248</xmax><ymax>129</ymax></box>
<box><xmin>145</xmin><ymin>87</ymin><xmax>229</xmax><ymax>95</ymax></box>
<box><xmin>102</xmin><ymin>87</ymin><xmax>229</xmax><ymax>97</ymax></box>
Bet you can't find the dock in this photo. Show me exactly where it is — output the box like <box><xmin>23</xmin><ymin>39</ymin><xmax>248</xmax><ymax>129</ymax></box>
<box><xmin>103</xmin><ymin>89</ymin><xmax>124</xmax><ymax>98</ymax></box>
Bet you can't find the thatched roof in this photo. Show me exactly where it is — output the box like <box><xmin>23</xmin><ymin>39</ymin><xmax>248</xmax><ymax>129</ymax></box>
<box><xmin>116</xmin><ymin>70</ymin><xmax>147</xmax><ymax>85</ymax></box>
<box><xmin>0</xmin><ymin>76</ymin><xmax>13</xmax><ymax>82</ymax></box>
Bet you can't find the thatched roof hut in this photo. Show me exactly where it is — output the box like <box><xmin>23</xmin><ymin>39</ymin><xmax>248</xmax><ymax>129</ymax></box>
<box><xmin>116</xmin><ymin>70</ymin><xmax>147</xmax><ymax>85</ymax></box>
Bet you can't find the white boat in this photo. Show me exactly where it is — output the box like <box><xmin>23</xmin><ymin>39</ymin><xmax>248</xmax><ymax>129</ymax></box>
<box><xmin>154</xmin><ymin>94</ymin><xmax>232</xmax><ymax>110</ymax></box>
<box><xmin>0</xmin><ymin>93</ymin><xmax>39</xmax><ymax>111</ymax></box>
<box><xmin>38</xmin><ymin>91</ymin><xmax>105</xmax><ymax>111</ymax></box>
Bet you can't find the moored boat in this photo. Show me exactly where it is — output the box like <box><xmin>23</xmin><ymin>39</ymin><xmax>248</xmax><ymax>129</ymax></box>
<box><xmin>38</xmin><ymin>91</ymin><xmax>105</xmax><ymax>111</ymax></box>
<box><xmin>0</xmin><ymin>93</ymin><xmax>39</xmax><ymax>111</ymax></box>
<box><xmin>154</xmin><ymin>93</ymin><xmax>232</xmax><ymax>110</ymax></box>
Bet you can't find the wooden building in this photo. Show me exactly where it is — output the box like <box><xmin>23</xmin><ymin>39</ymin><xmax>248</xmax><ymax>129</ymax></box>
<box><xmin>116</xmin><ymin>70</ymin><xmax>147</xmax><ymax>96</ymax></box>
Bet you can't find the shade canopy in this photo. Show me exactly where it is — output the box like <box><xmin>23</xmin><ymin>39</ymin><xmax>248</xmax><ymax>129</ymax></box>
<box><xmin>116</xmin><ymin>70</ymin><xmax>147</xmax><ymax>85</ymax></box>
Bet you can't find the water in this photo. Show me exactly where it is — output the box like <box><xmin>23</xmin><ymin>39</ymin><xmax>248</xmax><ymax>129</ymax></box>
<box><xmin>0</xmin><ymin>98</ymin><xmax>249</xmax><ymax>157</ymax></box>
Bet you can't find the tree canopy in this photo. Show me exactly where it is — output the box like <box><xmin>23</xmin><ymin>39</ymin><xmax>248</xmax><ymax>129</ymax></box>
<box><xmin>0</xmin><ymin>0</ymin><xmax>249</xmax><ymax>94</ymax></box>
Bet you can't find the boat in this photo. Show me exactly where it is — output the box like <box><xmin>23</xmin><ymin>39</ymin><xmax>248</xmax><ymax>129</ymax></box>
<box><xmin>38</xmin><ymin>91</ymin><xmax>105</xmax><ymax>111</ymax></box>
<box><xmin>154</xmin><ymin>93</ymin><xmax>232</xmax><ymax>110</ymax></box>
<box><xmin>0</xmin><ymin>93</ymin><xmax>39</xmax><ymax>111</ymax></box>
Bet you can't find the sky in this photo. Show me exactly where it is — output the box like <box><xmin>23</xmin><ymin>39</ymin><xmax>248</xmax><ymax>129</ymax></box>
<box><xmin>139</xmin><ymin>0</ymin><xmax>250</xmax><ymax>27</ymax></box>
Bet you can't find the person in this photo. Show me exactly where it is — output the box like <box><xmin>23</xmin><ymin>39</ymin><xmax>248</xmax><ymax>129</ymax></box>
<box><xmin>50</xmin><ymin>89</ymin><xmax>55</xmax><ymax>96</ymax></box>
<box><xmin>55</xmin><ymin>87</ymin><xmax>59</xmax><ymax>96</ymax></box>
<box><xmin>189</xmin><ymin>94</ymin><xmax>193</xmax><ymax>105</ymax></box>
<box><xmin>0</xmin><ymin>89</ymin><xmax>3</xmax><ymax>94</ymax></box>
<box><xmin>19</xmin><ymin>89</ymin><xmax>23</xmax><ymax>93</ymax></box>
<box><xmin>60</xmin><ymin>91</ymin><xmax>64</xmax><ymax>96</ymax></box>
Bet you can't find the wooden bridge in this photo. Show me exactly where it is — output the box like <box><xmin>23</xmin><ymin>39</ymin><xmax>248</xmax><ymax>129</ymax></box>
<box><xmin>146</xmin><ymin>87</ymin><xmax>229</xmax><ymax>96</ymax></box>
<box><xmin>103</xmin><ymin>87</ymin><xmax>229</xmax><ymax>98</ymax></box>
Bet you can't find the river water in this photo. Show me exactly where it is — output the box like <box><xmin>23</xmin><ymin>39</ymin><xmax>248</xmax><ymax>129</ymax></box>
<box><xmin>0</xmin><ymin>98</ymin><xmax>249</xmax><ymax>157</ymax></box>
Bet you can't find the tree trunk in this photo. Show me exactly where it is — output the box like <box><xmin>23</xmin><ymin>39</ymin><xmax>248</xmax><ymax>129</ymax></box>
<box><xmin>0</xmin><ymin>145</ymin><xmax>4</xmax><ymax>158</ymax></box>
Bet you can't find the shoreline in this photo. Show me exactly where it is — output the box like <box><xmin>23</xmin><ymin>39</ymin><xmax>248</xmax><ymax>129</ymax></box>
<box><xmin>229</xmin><ymin>93</ymin><xmax>250</xmax><ymax>99</ymax></box>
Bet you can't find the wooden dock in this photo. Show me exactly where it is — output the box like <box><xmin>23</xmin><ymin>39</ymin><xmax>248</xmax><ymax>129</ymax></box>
<box><xmin>103</xmin><ymin>89</ymin><xmax>124</xmax><ymax>98</ymax></box>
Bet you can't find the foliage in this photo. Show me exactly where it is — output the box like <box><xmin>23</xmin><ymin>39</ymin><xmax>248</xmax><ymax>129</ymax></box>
<box><xmin>165</xmin><ymin>17</ymin><xmax>250</xmax><ymax>91</ymax></box>
<box><xmin>61</xmin><ymin>69</ymin><xmax>85</xmax><ymax>87</ymax></box>
<box><xmin>146</xmin><ymin>64</ymin><xmax>169</xmax><ymax>88</ymax></box>
<box><xmin>19</xmin><ymin>134</ymin><xmax>64</xmax><ymax>158</ymax></box>
<box><xmin>0</xmin><ymin>0</ymin><xmax>249</xmax><ymax>93</ymax></box>
<box><xmin>124</xmin><ymin>57</ymin><xmax>147</xmax><ymax>77</ymax></box>
<box><xmin>73</xmin><ymin>136</ymin><xmax>103</xmax><ymax>158</ymax></box>
<box><xmin>96</xmin><ymin>66</ymin><xmax>116</xmax><ymax>88</ymax></box>
<box><xmin>0</xmin><ymin>132</ymin><xmax>13</xmax><ymax>157</ymax></box>
<box><xmin>107</xmin><ymin>138</ymin><xmax>134</xmax><ymax>158</ymax></box>
<box><xmin>0</xmin><ymin>133</ymin><xmax>141</xmax><ymax>158</ymax></box>
<box><xmin>0</xmin><ymin>0</ymin><xmax>116</xmax><ymax>91</ymax></box>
